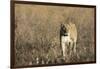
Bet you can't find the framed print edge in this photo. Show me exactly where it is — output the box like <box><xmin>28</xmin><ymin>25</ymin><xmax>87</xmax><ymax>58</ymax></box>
<box><xmin>10</xmin><ymin>0</ymin><xmax>96</xmax><ymax>68</ymax></box>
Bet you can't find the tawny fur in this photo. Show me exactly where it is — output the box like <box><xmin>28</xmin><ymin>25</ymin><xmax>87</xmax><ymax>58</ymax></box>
<box><xmin>61</xmin><ymin>22</ymin><xmax>77</xmax><ymax>58</ymax></box>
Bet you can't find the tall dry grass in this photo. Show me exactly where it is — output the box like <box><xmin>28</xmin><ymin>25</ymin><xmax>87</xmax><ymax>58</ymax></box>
<box><xmin>14</xmin><ymin>4</ymin><xmax>95</xmax><ymax>66</ymax></box>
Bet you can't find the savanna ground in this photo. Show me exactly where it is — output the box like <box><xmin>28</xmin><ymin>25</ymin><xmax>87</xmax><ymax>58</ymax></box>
<box><xmin>14</xmin><ymin>3</ymin><xmax>95</xmax><ymax>67</ymax></box>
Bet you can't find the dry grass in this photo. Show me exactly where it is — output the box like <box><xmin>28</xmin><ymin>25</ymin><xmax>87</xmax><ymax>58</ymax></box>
<box><xmin>14</xmin><ymin>4</ymin><xmax>95</xmax><ymax>66</ymax></box>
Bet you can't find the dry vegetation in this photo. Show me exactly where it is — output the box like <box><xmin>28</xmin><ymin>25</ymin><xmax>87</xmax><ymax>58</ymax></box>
<box><xmin>14</xmin><ymin>4</ymin><xmax>95</xmax><ymax>67</ymax></box>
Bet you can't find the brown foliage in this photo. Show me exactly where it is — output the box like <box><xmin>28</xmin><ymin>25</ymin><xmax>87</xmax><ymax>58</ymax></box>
<box><xmin>14</xmin><ymin>4</ymin><xmax>95</xmax><ymax>66</ymax></box>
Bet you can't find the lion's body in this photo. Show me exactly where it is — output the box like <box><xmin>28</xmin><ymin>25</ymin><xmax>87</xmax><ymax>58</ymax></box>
<box><xmin>60</xmin><ymin>22</ymin><xmax>77</xmax><ymax>58</ymax></box>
